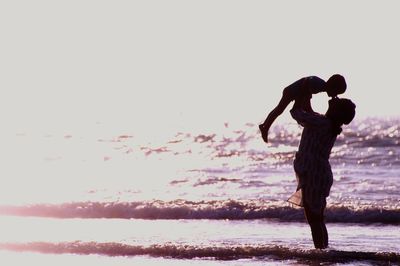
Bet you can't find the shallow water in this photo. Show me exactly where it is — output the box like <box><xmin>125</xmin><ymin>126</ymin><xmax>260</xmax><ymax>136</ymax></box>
<box><xmin>1</xmin><ymin>217</ymin><xmax>399</xmax><ymax>265</ymax></box>
<box><xmin>0</xmin><ymin>118</ymin><xmax>399</xmax><ymax>265</ymax></box>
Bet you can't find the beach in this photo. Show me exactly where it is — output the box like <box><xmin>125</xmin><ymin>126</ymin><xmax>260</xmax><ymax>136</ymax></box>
<box><xmin>0</xmin><ymin>118</ymin><xmax>399</xmax><ymax>265</ymax></box>
<box><xmin>2</xmin><ymin>1</ymin><xmax>400</xmax><ymax>264</ymax></box>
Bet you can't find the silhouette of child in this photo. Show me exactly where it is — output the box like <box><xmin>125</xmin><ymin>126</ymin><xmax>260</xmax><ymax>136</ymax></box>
<box><xmin>259</xmin><ymin>74</ymin><xmax>347</xmax><ymax>143</ymax></box>
<box><xmin>289</xmin><ymin>96</ymin><xmax>356</xmax><ymax>249</ymax></box>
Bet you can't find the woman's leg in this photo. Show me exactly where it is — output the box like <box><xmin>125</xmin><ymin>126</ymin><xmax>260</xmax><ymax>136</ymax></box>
<box><xmin>304</xmin><ymin>201</ymin><xmax>328</xmax><ymax>249</ymax></box>
<box><xmin>321</xmin><ymin>206</ymin><xmax>328</xmax><ymax>248</ymax></box>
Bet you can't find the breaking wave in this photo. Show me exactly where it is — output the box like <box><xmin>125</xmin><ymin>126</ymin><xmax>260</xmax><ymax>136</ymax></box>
<box><xmin>1</xmin><ymin>200</ymin><xmax>399</xmax><ymax>224</ymax></box>
<box><xmin>1</xmin><ymin>242</ymin><xmax>398</xmax><ymax>263</ymax></box>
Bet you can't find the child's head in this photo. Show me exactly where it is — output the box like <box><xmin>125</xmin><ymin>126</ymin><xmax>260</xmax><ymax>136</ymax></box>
<box><xmin>326</xmin><ymin>98</ymin><xmax>356</xmax><ymax>126</ymax></box>
<box><xmin>326</xmin><ymin>74</ymin><xmax>346</xmax><ymax>97</ymax></box>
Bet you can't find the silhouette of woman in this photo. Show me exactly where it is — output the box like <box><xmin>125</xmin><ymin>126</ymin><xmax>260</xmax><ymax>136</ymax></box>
<box><xmin>288</xmin><ymin>96</ymin><xmax>356</xmax><ymax>249</ymax></box>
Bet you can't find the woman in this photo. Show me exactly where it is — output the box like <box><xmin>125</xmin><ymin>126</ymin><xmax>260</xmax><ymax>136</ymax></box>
<box><xmin>288</xmin><ymin>96</ymin><xmax>356</xmax><ymax>249</ymax></box>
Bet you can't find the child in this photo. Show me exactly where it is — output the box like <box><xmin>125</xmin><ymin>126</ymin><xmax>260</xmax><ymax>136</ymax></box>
<box><xmin>259</xmin><ymin>74</ymin><xmax>347</xmax><ymax>143</ymax></box>
<box><xmin>289</xmin><ymin>96</ymin><xmax>356</xmax><ymax>249</ymax></box>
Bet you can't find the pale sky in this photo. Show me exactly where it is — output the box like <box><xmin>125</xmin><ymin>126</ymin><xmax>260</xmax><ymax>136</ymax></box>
<box><xmin>1</xmin><ymin>1</ymin><xmax>399</xmax><ymax>133</ymax></box>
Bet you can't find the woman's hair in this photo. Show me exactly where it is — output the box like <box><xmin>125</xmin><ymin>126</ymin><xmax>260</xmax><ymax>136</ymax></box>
<box><xmin>326</xmin><ymin>74</ymin><xmax>347</xmax><ymax>95</ymax></box>
<box><xmin>326</xmin><ymin>98</ymin><xmax>356</xmax><ymax>135</ymax></box>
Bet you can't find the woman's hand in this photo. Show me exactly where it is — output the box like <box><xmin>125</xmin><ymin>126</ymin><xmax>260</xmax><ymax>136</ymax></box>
<box><xmin>293</xmin><ymin>94</ymin><xmax>312</xmax><ymax>111</ymax></box>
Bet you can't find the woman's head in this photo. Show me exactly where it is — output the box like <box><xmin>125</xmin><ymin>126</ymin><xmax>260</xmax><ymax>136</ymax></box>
<box><xmin>326</xmin><ymin>74</ymin><xmax>347</xmax><ymax>97</ymax></box>
<box><xmin>326</xmin><ymin>98</ymin><xmax>356</xmax><ymax>126</ymax></box>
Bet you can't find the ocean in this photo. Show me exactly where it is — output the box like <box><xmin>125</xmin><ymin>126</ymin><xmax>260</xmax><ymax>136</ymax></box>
<box><xmin>0</xmin><ymin>117</ymin><xmax>399</xmax><ymax>265</ymax></box>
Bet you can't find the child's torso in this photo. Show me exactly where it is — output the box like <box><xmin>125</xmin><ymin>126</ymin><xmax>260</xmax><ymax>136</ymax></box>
<box><xmin>285</xmin><ymin>76</ymin><xmax>326</xmax><ymax>100</ymax></box>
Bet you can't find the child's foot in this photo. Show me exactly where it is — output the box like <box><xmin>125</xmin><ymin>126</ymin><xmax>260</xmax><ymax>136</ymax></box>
<box><xmin>259</xmin><ymin>124</ymin><xmax>269</xmax><ymax>143</ymax></box>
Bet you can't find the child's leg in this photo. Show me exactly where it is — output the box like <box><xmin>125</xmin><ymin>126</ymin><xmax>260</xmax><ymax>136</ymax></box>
<box><xmin>260</xmin><ymin>89</ymin><xmax>293</xmax><ymax>142</ymax></box>
<box><xmin>304</xmin><ymin>201</ymin><xmax>328</xmax><ymax>249</ymax></box>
